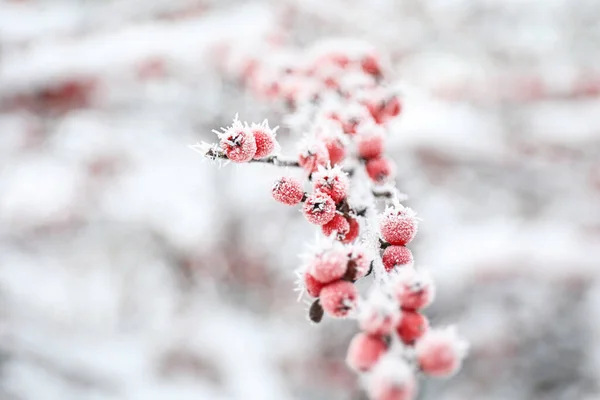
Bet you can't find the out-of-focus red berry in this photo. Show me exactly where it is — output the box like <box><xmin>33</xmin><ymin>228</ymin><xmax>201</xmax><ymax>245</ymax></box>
<box><xmin>346</xmin><ymin>333</ymin><xmax>388</xmax><ymax>372</ymax></box>
<box><xmin>396</xmin><ymin>311</ymin><xmax>429</xmax><ymax>345</ymax></box>
<box><xmin>366</xmin><ymin>157</ymin><xmax>395</xmax><ymax>183</ymax></box>
<box><xmin>416</xmin><ymin>329</ymin><xmax>468</xmax><ymax>378</ymax></box>
<box><xmin>309</xmin><ymin>249</ymin><xmax>348</xmax><ymax>284</ymax></box>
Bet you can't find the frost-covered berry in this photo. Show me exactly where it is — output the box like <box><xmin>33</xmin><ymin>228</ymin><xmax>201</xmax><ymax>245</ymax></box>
<box><xmin>383</xmin><ymin>96</ymin><xmax>401</xmax><ymax>119</ymax></box>
<box><xmin>380</xmin><ymin>205</ymin><xmax>418</xmax><ymax>246</ymax></box>
<box><xmin>368</xmin><ymin>357</ymin><xmax>417</xmax><ymax>400</ymax></box>
<box><xmin>303</xmin><ymin>193</ymin><xmax>336</xmax><ymax>225</ymax></box>
<box><xmin>416</xmin><ymin>328</ymin><xmax>468</xmax><ymax>378</ymax></box>
<box><xmin>366</xmin><ymin>157</ymin><xmax>395</xmax><ymax>183</ymax></box>
<box><xmin>347</xmin><ymin>246</ymin><xmax>370</xmax><ymax>279</ymax></box>
<box><xmin>323</xmin><ymin>136</ymin><xmax>347</xmax><ymax>165</ymax></box>
<box><xmin>319</xmin><ymin>280</ymin><xmax>358</xmax><ymax>318</ymax></box>
<box><xmin>312</xmin><ymin>166</ymin><xmax>350</xmax><ymax>203</ymax></box>
<box><xmin>382</xmin><ymin>245</ymin><xmax>413</xmax><ymax>272</ymax></box>
<box><xmin>251</xmin><ymin>121</ymin><xmax>278</xmax><ymax>159</ymax></box>
<box><xmin>309</xmin><ymin>249</ymin><xmax>348</xmax><ymax>284</ymax></box>
<box><xmin>341</xmin><ymin>217</ymin><xmax>360</xmax><ymax>244</ymax></box>
<box><xmin>357</xmin><ymin>128</ymin><xmax>385</xmax><ymax>160</ymax></box>
<box><xmin>322</xmin><ymin>214</ymin><xmax>350</xmax><ymax>240</ymax></box>
<box><xmin>298</xmin><ymin>139</ymin><xmax>330</xmax><ymax>173</ymax></box>
<box><xmin>358</xmin><ymin>290</ymin><xmax>400</xmax><ymax>336</ymax></box>
<box><xmin>393</xmin><ymin>268</ymin><xmax>435</xmax><ymax>311</ymax></box>
<box><xmin>361</xmin><ymin>54</ymin><xmax>382</xmax><ymax>77</ymax></box>
<box><xmin>396</xmin><ymin>311</ymin><xmax>429</xmax><ymax>345</ymax></box>
<box><xmin>218</xmin><ymin>121</ymin><xmax>257</xmax><ymax>163</ymax></box>
<box><xmin>304</xmin><ymin>272</ymin><xmax>325</xmax><ymax>298</ymax></box>
<box><xmin>346</xmin><ymin>333</ymin><xmax>388</xmax><ymax>372</ymax></box>
<box><xmin>272</xmin><ymin>177</ymin><xmax>304</xmax><ymax>205</ymax></box>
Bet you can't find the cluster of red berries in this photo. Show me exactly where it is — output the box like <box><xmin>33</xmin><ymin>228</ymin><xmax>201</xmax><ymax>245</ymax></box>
<box><xmin>301</xmin><ymin>243</ymin><xmax>370</xmax><ymax>320</ymax></box>
<box><xmin>213</xmin><ymin>118</ymin><xmax>278</xmax><ymax>163</ymax></box>
<box><xmin>197</xmin><ymin>38</ymin><xmax>468</xmax><ymax>400</ymax></box>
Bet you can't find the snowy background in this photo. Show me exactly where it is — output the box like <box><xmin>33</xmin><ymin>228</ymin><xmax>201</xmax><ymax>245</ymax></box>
<box><xmin>1</xmin><ymin>0</ymin><xmax>600</xmax><ymax>399</ymax></box>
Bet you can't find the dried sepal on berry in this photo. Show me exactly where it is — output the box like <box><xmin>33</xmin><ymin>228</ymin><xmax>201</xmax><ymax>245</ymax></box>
<box><xmin>319</xmin><ymin>280</ymin><xmax>358</xmax><ymax>318</ymax></box>
<box><xmin>380</xmin><ymin>204</ymin><xmax>419</xmax><ymax>246</ymax></box>
<box><xmin>297</xmin><ymin>135</ymin><xmax>330</xmax><ymax>174</ymax></box>
<box><xmin>416</xmin><ymin>327</ymin><xmax>469</xmax><ymax>378</ymax></box>
<box><xmin>213</xmin><ymin>116</ymin><xmax>257</xmax><ymax>163</ymax></box>
<box><xmin>303</xmin><ymin>192</ymin><xmax>336</xmax><ymax>225</ymax></box>
<box><xmin>272</xmin><ymin>176</ymin><xmax>305</xmax><ymax>205</ymax></box>
<box><xmin>392</xmin><ymin>268</ymin><xmax>435</xmax><ymax>311</ymax></box>
<box><xmin>346</xmin><ymin>332</ymin><xmax>388</xmax><ymax>372</ymax></box>
<box><xmin>251</xmin><ymin>120</ymin><xmax>279</xmax><ymax>159</ymax></box>
<box><xmin>313</xmin><ymin>165</ymin><xmax>350</xmax><ymax>203</ymax></box>
<box><xmin>367</xmin><ymin>356</ymin><xmax>418</xmax><ymax>400</ymax></box>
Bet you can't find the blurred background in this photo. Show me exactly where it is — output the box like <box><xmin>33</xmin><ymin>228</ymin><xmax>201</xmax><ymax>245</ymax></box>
<box><xmin>1</xmin><ymin>0</ymin><xmax>600</xmax><ymax>399</ymax></box>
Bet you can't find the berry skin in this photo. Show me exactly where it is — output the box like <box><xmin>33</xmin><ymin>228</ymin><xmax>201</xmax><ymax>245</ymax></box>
<box><xmin>298</xmin><ymin>141</ymin><xmax>330</xmax><ymax>174</ymax></box>
<box><xmin>341</xmin><ymin>217</ymin><xmax>360</xmax><ymax>243</ymax></box>
<box><xmin>219</xmin><ymin>126</ymin><xmax>257</xmax><ymax>163</ymax></box>
<box><xmin>346</xmin><ymin>333</ymin><xmax>388</xmax><ymax>372</ymax></box>
<box><xmin>368</xmin><ymin>358</ymin><xmax>417</xmax><ymax>400</ymax></box>
<box><xmin>302</xmin><ymin>193</ymin><xmax>336</xmax><ymax>225</ymax></box>
<box><xmin>304</xmin><ymin>272</ymin><xmax>325</xmax><ymax>297</ymax></box>
<box><xmin>366</xmin><ymin>157</ymin><xmax>395</xmax><ymax>183</ymax></box>
<box><xmin>359</xmin><ymin>306</ymin><xmax>400</xmax><ymax>336</ymax></box>
<box><xmin>384</xmin><ymin>96</ymin><xmax>401</xmax><ymax>119</ymax></box>
<box><xmin>309</xmin><ymin>249</ymin><xmax>348</xmax><ymax>284</ymax></box>
<box><xmin>416</xmin><ymin>328</ymin><xmax>468</xmax><ymax>378</ymax></box>
<box><xmin>272</xmin><ymin>177</ymin><xmax>304</xmax><ymax>206</ymax></box>
<box><xmin>323</xmin><ymin>136</ymin><xmax>347</xmax><ymax>165</ymax></box>
<box><xmin>357</xmin><ymin>129</ymin><xmax>385</xmax><ymax>160</ymax></box>
<box><xmin>319</xmin><ymin>280</ymin><xmax>358</xmax><ymax>318</ymax></box>
<box><xmin>382</xmin><ymin>246</ymin><xmax>413</xmax><ymax>272</ymax></box>
<box><xmin>394</xmin><ymin>269</ymin><xmax>435</xmax><ymax>311</ymax></box>
<box><xmin>396</xmin><ymin>311</ymin><xmax>429</xmax><ymax>345</ymax></box>
<box><xmin>380</xmin><ymin>205</ymin><xmax>418</xmax><ymax>246</ymax></box>
<box><xmin>312</xmin><ymin>166</ymin><xmax>350</xmax><ymax>203</ymax></box>
<box><xmin>252</xmin><ymin>123</ymin><xmax>277</xmax><ymax>159</ymax></box>
<box><xmin>322</xmin><ymin>214</ymin><xmax>350</xmax><ymax>240</ymax></box>
<box><xmin>361</xmin><ymin>54</ymin><xmax>382</xmax><ymax>77</ymax></box>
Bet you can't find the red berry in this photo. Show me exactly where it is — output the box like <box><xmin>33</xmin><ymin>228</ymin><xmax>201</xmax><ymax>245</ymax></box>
<box><xmin>319</xmin><ymin>280</ymin><xmax>358</xmax><ymax>318</ymax></box>
<box><xmin>309</xmin><ymin>249</ymin><xmax>348</xmax><ymax>284</ymax></box>
<box><xmin>396</xmin><ymin>311</ymin><xmax>429</xmax><ymax>345</ymax></box>
<box><xmin>304</xmin><ymin>272</ymin><xmax>325</xmax><ymax>297</ymax></box>
<box><xmin>323</xmin><ymin>136</ymin><xmax>346</xmax><ymax>165</ymax></box>
<box><xmin>368</xmin><ymin>358</ymin><xmax>417</xmax><ymax>400</ymax></box>
<box><xmin>346</xmin><ymin>333</ymin><xmax>388</xmax><ymax>372</ymax></box>
<box><xmin>302</xmin><ymin>192</ymin><xmax>336</xmax><ymax>225</ymax></box>
<box><xmin>252</xmin><ymin>122</ymin><xmax>277</xmax><ymax>159</ymax></box>
<box><xmin>341</xmin><ymin>217</ymin><xmax>360</xmax><ymax>243</ymax></box>
<box><xmin>219</xmin><ymin>125</ymin><xmax>257</xmax><ymax>163</ymax></box>
<box><xmin>380</xmin><ymin>205</ymin><xmax>418</xmax><ymax>245</ymax></box>
<box><xmin>322</xmin><ymin>214</ymin><xmax>350</xmax><ymax>240</ymax></box>
<box><xmin>366</xmin><ymin>157</ymin><xmax>395</xmax><ymax>183</ymax></box>
<box><xmin>416</xmin><ymin>328</ymin><xmax>468</xmax><ymax>378</ymax></box>
<box><xmin>298</xmin><ymin>140</ymin><xmax>329</xmax><ymax>174</ymax></box>
<box><xmin>347</xmin><ymin>246</ymin><xmax>370</xmax><ymax>279</ymax></box>
<box><xmin>384</xmin><ymin>96</ymin><xmax>401</xmax><ymax>118</ymax></box>
<box><xmin>382</xmin><ymin>246</ymin><xmax>413</xmax><ymax>272</ymax></box>
<box><xmin>358</xmin><ymin>292</ymin><xmax>400</xmax><ymax>336</ymax></box>
<box><xmin>357</xmin><ymin>128</ymin><xmax>385</xmax><ymax>159</ymax></box>
<box><xmin>312</xmin><ymin>166</ymin><xmax>349</xmax><ymax>203</ymax></box>
<box><xmin>394</xmin><ymin>269</ymin><xmax>435</xmax><ymax>311</ymax></box>
<box><xmin>361</xmin><ymin>54</ymin><xmax>382</xmax><ymax>77</ymax></box>
<box><xmin>272</xmin><ymin>177</ymin><xmax>304</xmax><ymax>205</ymax></box>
